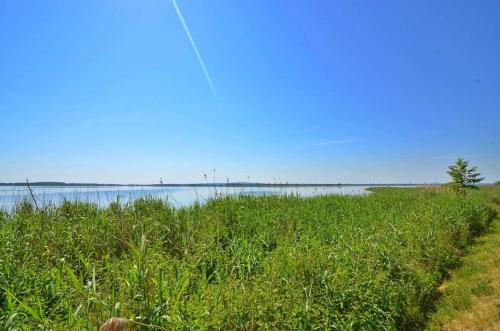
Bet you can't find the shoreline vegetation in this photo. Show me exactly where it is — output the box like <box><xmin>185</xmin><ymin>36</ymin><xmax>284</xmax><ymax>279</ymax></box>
<box><xmin>1</xmin><ymin>187</ymin><xmax>498</xmax><ymax>329</ymax></box>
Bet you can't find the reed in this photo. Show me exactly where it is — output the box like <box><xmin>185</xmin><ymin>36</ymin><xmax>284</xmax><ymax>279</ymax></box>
<box><xmin>0</xmin><ymin>188</ymin><xmax>496</xmax><ymax>329</ymax></box>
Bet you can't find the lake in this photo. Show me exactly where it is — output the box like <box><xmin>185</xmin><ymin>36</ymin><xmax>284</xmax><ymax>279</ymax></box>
<box><xmin>0</xmin><ymin>185</ymin><xmax>372</xmax><ymax>211</ymax></box>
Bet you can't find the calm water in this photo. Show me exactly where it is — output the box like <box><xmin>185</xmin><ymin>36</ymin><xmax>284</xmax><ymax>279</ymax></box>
<box><xmin>0</xmin><ymin>185</ymin><xmax>371</xmax><ymax>211</ymax></box>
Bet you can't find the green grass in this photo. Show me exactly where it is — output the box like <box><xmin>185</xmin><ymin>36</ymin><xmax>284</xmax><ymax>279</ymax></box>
<box><xmin>426</xmin><ymin>186</ymin><xmax>500</xmax><ymax>330</ymax></box>
<box><xmin>0</xmin><ymin>188</ymin><xmax>496</xmax><ymax>330</ymax></box>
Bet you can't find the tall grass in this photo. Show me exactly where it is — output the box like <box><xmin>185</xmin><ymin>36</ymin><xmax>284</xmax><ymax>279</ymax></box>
<box><xmin>0</xmin><ymin>188</ymin><xmax>495</xmax><ymax>329</ymax></box>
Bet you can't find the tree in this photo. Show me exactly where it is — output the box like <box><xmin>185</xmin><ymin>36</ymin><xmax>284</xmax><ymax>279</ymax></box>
<box><xmin>447</xmin><ymin>158</ymin><xmax>484</xmax><ymax>192</ymax></box>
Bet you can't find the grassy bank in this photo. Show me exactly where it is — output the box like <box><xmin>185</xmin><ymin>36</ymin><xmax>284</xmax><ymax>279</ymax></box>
<box><xmin>0</xmin><ymin>188</ymin><xmax>495</xmax><ymax>329</ymax></box>
<box><xmin>427</xmin><ymin>186</ymin><xmax>500</xmax><ymax>330</ymax></box>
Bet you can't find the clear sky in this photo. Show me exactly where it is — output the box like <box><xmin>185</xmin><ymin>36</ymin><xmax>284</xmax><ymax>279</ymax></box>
<box><xmin>1</xmin><ymin>0</ymin><xmax>499</xmax><ymax>184</ymax></box>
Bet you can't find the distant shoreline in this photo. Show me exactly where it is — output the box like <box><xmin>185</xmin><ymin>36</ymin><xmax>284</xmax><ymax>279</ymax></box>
<box><xmin>0</xmin><ymin>182</ymin><xmax>441</xmax><ymax>187</ymax></box>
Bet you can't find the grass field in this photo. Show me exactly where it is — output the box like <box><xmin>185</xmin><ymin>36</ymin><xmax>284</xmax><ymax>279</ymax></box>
<box><xmin>0</xmin><ymin>188</ymin><xmax>496</xmax><ymax>330</ymax></box>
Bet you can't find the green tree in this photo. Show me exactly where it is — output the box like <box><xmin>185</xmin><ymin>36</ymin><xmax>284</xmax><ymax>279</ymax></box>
<box><xmin>447</xmin><ymin>158</ymin><xmax>484</xmax><ymax>192</ymax></box>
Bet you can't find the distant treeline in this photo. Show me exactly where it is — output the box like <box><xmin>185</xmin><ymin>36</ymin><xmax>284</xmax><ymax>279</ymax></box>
<box><xmin>0</xmin><ymin>181</ymin><xmax>436</xmax><ymax>187</ymax></box>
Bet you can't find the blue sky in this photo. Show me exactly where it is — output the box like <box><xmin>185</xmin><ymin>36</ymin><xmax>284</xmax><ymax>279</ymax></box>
<box><xmin>1</xmin><ymin>0</ymin><xmax>499</xmax><ymax>184</ymax></box>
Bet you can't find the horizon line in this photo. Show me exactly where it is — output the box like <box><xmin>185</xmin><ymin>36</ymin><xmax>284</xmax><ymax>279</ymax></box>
<box><xmin>0</xmin><ymin>181</ymin><xmax>452</xmax><ymax>187</ymax></box>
